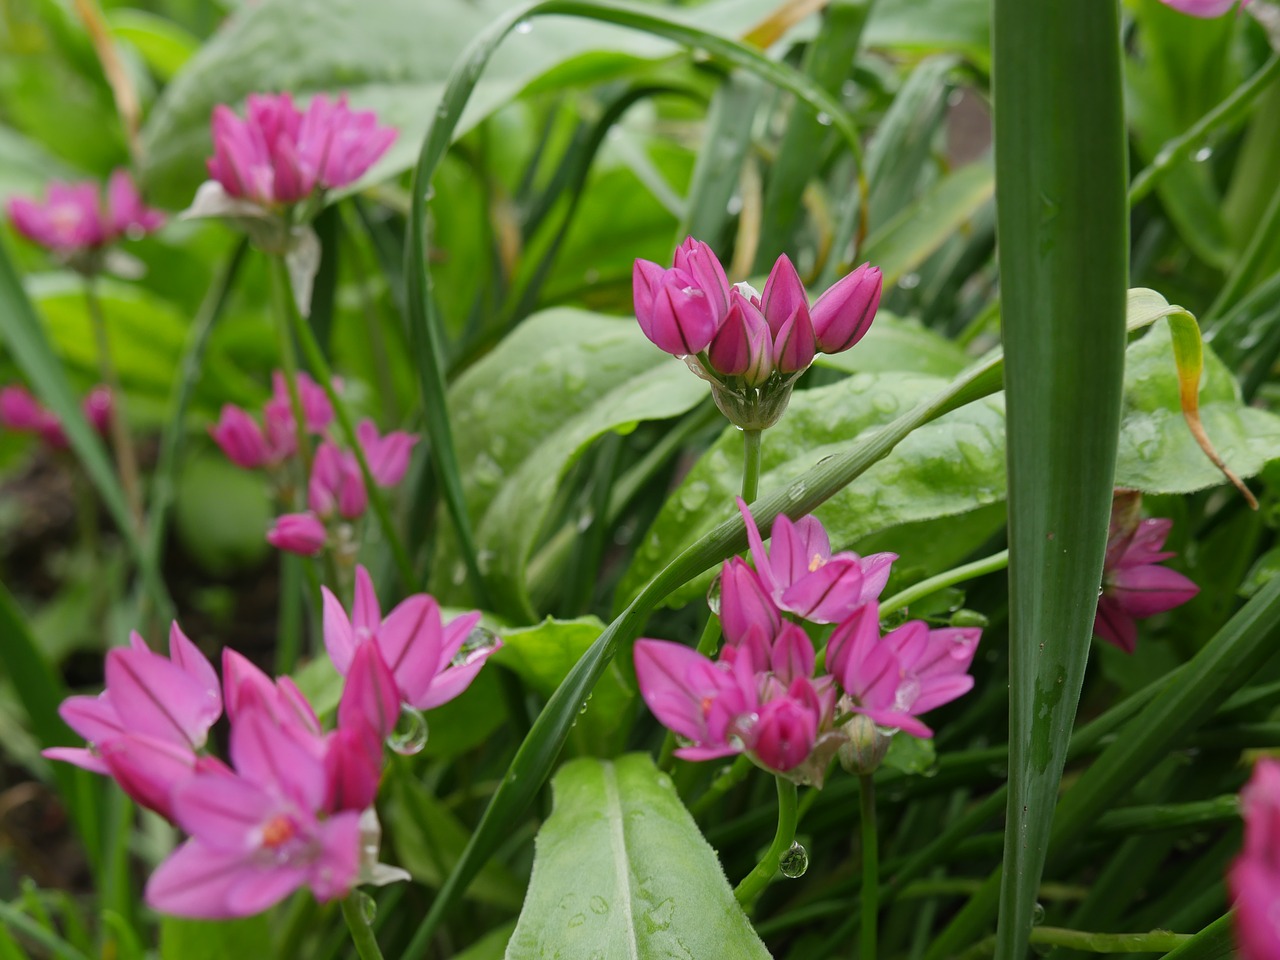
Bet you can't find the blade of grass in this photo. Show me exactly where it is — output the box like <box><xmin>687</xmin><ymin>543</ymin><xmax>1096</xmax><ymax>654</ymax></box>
<box><xmin>404</xmin><ymin>0</ymin><xmax>869</xmax><ymax>612</ymax></box>
<box><xmin>992</xmin><ymin>4</ymin><xmax>1128</xmax><ymax>960</ymax></box>
<box><xmin>0</xmin><ymin>239</ymin><xmax>171</xmax><ymax>621</ymax></box>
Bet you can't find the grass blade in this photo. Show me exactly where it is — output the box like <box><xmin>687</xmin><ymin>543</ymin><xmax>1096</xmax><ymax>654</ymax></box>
<box><xmin>992</xmin><ymin>3</ymin><xmax>1128</xmax><ymax>960</ymax></box>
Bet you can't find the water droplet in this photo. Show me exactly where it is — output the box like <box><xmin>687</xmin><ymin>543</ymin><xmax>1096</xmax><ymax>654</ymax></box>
<box><xmin>579</xmin><ymin>693</ymin><xmax>593</xmax><ymax>715</ymax></box>
<box><xmin>681</xmin><ymin>481</ymin><xmax>710</xmax><ymax>511</ymax></box>
<box><xmin>726</xmin><ymin>195</ymin><xmax>744</xmax><ymax>215</ymax></box>
<box><xmin>815</xmin><ymin>111</ymin><xmax>833</xmax><ymax>127</ymax></box>
<box><xmin>779</xmin><ymin>841</ymin><xmax>809</xmax><ymax>878</ymax></box>
<box><xmin>454</xmin><ymin>626</ymin><xmax>501</xmax><ymax>666</ymax></box>
<box><xmin>706</xmin><ymin>572</ymin><xmax>723</xmax><ymax>615</ymax></box>
<box><xmin>589</xmin><ymin>895</ymin><xmax>609</xmax><ymax>915</ymax></box>
<box><xmin>1193</xmin><ymin>146</ymin><xmax>1213</xmax><ymax>163</ymax></box>
<box><xmin>514</xmin><ymin>18</ymin><xmax>533</xmax><ymax>34</ymax></box>
<box><xmin>898</xmin><ymin>272</ymin><xmax>921</xmax><ymax>290</ymax></box>
<box><xmin>568</xmin><ymin>913</ymin><xmax>586</xmax><ymax>928</ymax></box>
<box><xmin>841</xmin><ymin>80</ymin><xmax>858</xmax><ymax>98</ymax></box>
<box><xmin>388</xmin><ymin>706</ymin><xmax>429</xmax><ymax>755</ymax></box>
<box><xmin>357</xmin><ymin>890</ymin><xmax>377</xmax><ymax>923</ymax></box>
<box><xmin>1031</xmin><ymin>901</ymin><xmax>1046</xmax><ymax>924</ymax></box>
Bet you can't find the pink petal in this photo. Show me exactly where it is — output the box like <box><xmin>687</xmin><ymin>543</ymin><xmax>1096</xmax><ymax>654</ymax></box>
<box><xmin>229</xmin><ymin>707</ymin><xmax>325</xmax><ymax>812</ymax></box>
<box><xmin>736</xmin><ymin>497</ymin><xmax>777</xmax><ymax>595</ymax></box>
<box><xmin>376</xmin><ymin>595</ymin><xmax>443</xmax><ymax>703</ymax></box>
<box><xmin>307</xmin><ymin>811</ymin><xmax>363</xmax><ymax>901</ymax></box>
<box><xmin>169</xmin><ymin>622</ymin><xmax>221</xmax><ymax>713</ymax></box>
<box><xmin>146</xmin><ymin>840</ymin><xmax>283</xmax><ymax>919</ymax></box>
<box><xmin>99</xmin><ymin>734</ymin><xmax>198</xmax><ymax>820</ymax></box>
<box><xmin>1110</xmin><ymin>563</ymin><xmax>1199</xmax><ymax>619</ymax></box>
<box><xmin>352</xmin><ymin>565</ymin><xmax>382</xmax><ymax>640</ymax></box>
<box><xmin>719</xmin><ymin>557</ymin><xmax>781</xmax><ymax>647</ymax></box>
<box><xmin>339</xmin><ymin>642</ymin><xmax>400</xmax><ymax>742</ymax></box>
<box><xmin>170</xmin><ymin>773</ymin><xmax>275</xmax><ymax>845</ymax></box>
<box><xmin>781</xmin><ymin>559</ymin><xmax>865</xmax><ymax>623</ymax></box>
<box><xmin>322</xmin><ymin>585</ymin><xmax>358</xmax><ymax>675</ymax></box>
<box><xmin>42</xmin><ymin>746</ymin><xmax>109</xmax><ymax>775</ymax></box>
<box><xmin>106</xmin><ymin>648</ymin><xmax>219</xmax><ymax>750</ymax></box>
<box><xmin>770</xmin><ymin>622</ymin><xmax>815</xmax><ymax>685</ymax></box>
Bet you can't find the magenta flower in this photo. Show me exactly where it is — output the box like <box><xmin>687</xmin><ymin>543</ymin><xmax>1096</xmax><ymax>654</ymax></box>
<box><xmin>1</xmin><ymin>384</ymin><xmax>113</xmax><ymax>449</ymax></box>
<box><xmin>357</xmin><ymin>419</ymin><xmax>418</xmax><ymax>487</ymax></box>
<box><xmin>322</xmin><ymin>565</ymin><xmax>496</xmax><ymax>712</ymax></box>
<box><xmin>827</xmin><ymin>602</ymin><xmax>981</xmax><ymax>738</ymax></box>
<box><xmin>1230</xmin><ymin>759</ymin><xmax>1280</xmax><ymax>960</ymax></box>
<box><xmin>206</xmin><ymin>92</ymin><xmax>397</xmax><ymax>208</ymax></box>
<box><xmin>309</xmin><ymin>441</ymin><xmax>368</xmax><ymax>520</ymax></box>
<box><xmin>1159</xmin><ymin>0</ymin><xmax>1247</xmax><ymax>15</ymax></box>
<box><xmin>1094</xmin><ymin>501</ymin><xmax>1199</xmax><ymax>654</ymax></box>
<box><xmin>267</xmin><ymin>512</ymin><xmax>328</xmax><ymax>556</ymax></box>
<box><xmin>264</xmin><ymin>370</ymin><xmax>334</xmax><ymax>443</ymax></box>
<box><xmin>6</xmin><ymin>170</ymin><xmax>164</xmax><ymax>258</ymax></box>
<box><xmin>43</xmin><ymin>624</ymin><xmax>222</xmax><ymax>818</ymax></box>
<box><xmin>145</xmin><ymin>704</ymin><xmax>363</xmax><ymax>919</ymax></box>
<box><xmin>738</xmin><ymin>497</ymin><xmax>896</xmax><ymax>624</ymax></box>
<box><xmin>810</xmin><ymin>262</ymin><xmax>882</xmax><ymax>354</ymax></box>
<box><xmin>210</xmin><ymin>404</ymin><xmax>274</xmax><ymax>469</ymax></box>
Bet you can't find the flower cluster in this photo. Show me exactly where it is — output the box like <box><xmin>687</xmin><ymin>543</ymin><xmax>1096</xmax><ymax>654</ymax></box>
<box><xmin>0</xmin><ymin>384</ymin><xmax>112</xmax><ymax>449</ymax></box>
<box><xmin>5</xmin><ymin>170</ymin><xmax>164</xmax><ymax>267</ymax></box>
<box><xmin>1230</xmin><ymin>759</ymin><xmax>1280</xmax><ymax>960</ymax></box>
<box><xmin>635</xmin><ymin>499</ymin><xmax>980</xmax><ymax>785</ymax></box>
<box><xmin>45</xmin><ymin>571</ymin><xmax>497</xmax><ymax>918</ymax></box>
<box><xmin>1158</xmin><ymin>0</ymin><xmax>1248</xmax><ymax>16</ymax></box>
<box><xmin>208</xmin><ymin>371</ymin><xmax>417</xmax><ymax>558</ymax></box>
<box><xmin>1094</xmin><ymin>491</ymin><xmax>1199</xmax><ymax>654</ymax></box>
<box><xmin>633</xmin><ymin>239</ymin><xmax>882</xmax><ymax>429</ymax></box>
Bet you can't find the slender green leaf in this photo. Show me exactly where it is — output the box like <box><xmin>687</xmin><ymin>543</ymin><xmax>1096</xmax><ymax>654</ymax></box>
<box><xmin>455</xmin><ymin>922</ymin><xmax>518</xmax><ymax>960</ymax></box>
<box><xmin>1159</xmin><ymin>913</ymin><xmax>1237</xmax><ymax>960</ymax></box>
<box><xmin>991</xmin><ymin>7</ymin><xmax>1128</xmax><ymax>960</ymax></box>
<box><xmin>505</xmin><ymin>754</ymin><xmax>771</xmax><ymax>959</ymax></box>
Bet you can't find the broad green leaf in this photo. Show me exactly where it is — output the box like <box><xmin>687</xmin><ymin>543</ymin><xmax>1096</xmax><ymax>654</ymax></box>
<box><xmin>505</xmin><ymin>754</ymin><xmax>771</xmax><ymax>960</ymax></box>
<box><xmin>159</xmin><ymin>916</ymin><xmax>274</xmax><ymax>960</ymax></box>
<box><xmin>434</xmin><ymin>308</ymin><xmax>707</xmax><ymax>619</ymax></box>
<box><xmin>618</xmin><ymin>371</ymin><xmax>1006</xmax><ymax>609</ymax></box>
<box><xmin>172</xmin><ymin>454</ymin><xmax>272</xmax><ymax>577</ymax></box>
<box><xmin>1115</xmin><ymin>318</ymin><xmax>1280</xmax><ymax>493</ymax></box>
<box><xmin>814</xmin><ymin>312</ymin><xmax>969</xmax><ymax>377</ymax></box>
<box><xmin>493</xmin><ymin>617</ymin><xmax>634</xmax><ymax>754</ymax></box>
<box><xmin>864</xmin><ymin>0</ymin><xmax>989</xmax><ymax>68</ymax></box>
<box><xmin>107</xmin><ymin>10</ymin><xmax>199</xmax><ymax>82</ymax></box>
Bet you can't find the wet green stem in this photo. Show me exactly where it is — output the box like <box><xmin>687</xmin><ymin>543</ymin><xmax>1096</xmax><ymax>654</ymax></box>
<box><xmin>266</xmin><ymin>256</ymin><xmax>315</xmax><ymax>479</ymax></box>
<box><xmin>339</xmin><ymin>893</ymin><xmax>385</xmax><ymax>960</ymax></box>
<box><xmin>859</xmin><ymin>773</ymin><xmax>878</xmax><ymax>960</ymax></box>
<box><xmin>84</xmin><ymin>280</ymin><xmax>144</xmax><ymax>531</ymax></box>
<box><xmin>741</xmin><ymin>428</ymin><xmax>762</xmax><ymax>502</ymax></box>
<box><xmin>880</xmin><ymin>549</ymin><xmax>1010</xmax><ymax>615</ymax></box>
<box><xmin>734</xmin><ymin>776</ymin><xmax>797</xmax><ymax>906</ymax></box>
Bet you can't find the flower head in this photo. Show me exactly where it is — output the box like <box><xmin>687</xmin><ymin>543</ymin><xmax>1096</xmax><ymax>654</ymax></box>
<box><xmin>267</xmin><ymin>512</ymin><xmax>328</xmax><ymax>556</ymax></box>
<box><xmin>6</xmin><ymin>170</ymin><xmax>164</xmax><ymax>260</ymax></box>
<box><xmin>1158</xmin><ymin>0</ymin><xmax>1248</xmax><ymax>16</ymax></box>
<box><xmin>1</xmin><ymin>384</ymin><xmax>113</xmax><ymax>449</ymax></box>
<box><xmin>1094</xmin><ymin>493</ymin><xmax>1199</xmax><ymax>653</ymax></box>
<box><xmin>1230</xmin><ymin>759</ymin><xmax>1280</xmax><ymax>960</ymax></box>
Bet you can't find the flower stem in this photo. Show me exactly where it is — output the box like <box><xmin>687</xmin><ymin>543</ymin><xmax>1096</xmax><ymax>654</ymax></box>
<box><xmin>741</xmin><ymin>427</ymin><xmax>762</xmax><ymax>502</ymax></box>
<box><xmin>858</xmin><ymin>773</ymin><xmax>878</xmax><ymax>960</ymax></box>
<box><xmin>266</xmin><ymin>255</ymin><xmax>315</xmax><ymax>479</ymax></box>
<box><xmin>734</xmin><ymin>776</ymin><xmax>798</xmax><ymax>906</ymax></box>
<box><xmin>84</xmin><ymin>280</ymin><xmax>144</xmax><ymax>531</ymax></box>
<box><xmin>879</xmin><ymin>548</ymin><xmax>1010</xmax><ymax>616</ymax></box>
<box><xmin>339</xmin><ymin>892</ymin><xmax>385</xmax><ymax>960</ymax></box>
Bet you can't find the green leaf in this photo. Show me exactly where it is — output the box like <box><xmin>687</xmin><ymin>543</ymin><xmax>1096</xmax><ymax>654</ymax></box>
<box><xmin>172</xmin><ymin>454</ymin><xmax>272</xmax><ymax>577</ymax></box>
<box><xmin>435</xmin><ymin>308</ymin><xmax>708</xmax><ymax>619</ymax></box>
<box><xmin>107</xmin><ymin>10</ymin><xmax>199</xmax><ymax>82</ymax></box>
<box><xmin>494</xmin><ymin>618</ymin><xmax>635</xmax><ymax>754</ymax></box>
<box><xmin>619</xmin><ymin>371</ymin><xmax>1006</xmax><ymax>610</ymax></box>
<box><xmin>1115</xmin><ymin>319</ymin><xmax>1280</xmax><ymax>493</ymax></box>
<box><xmin>864</xmin><ymin>0</ymin><xmax>990</xmax><ymax>68</ymax></box>
<box><xmin>883</xmin><ymin>734</ymin><xmax>937</xmax><ymax>777</ymax></box>
<box><xmin>505</xmin><ymin>754</ymin><xmax>771</xmax><ymax>960</ymax></box>
<box><xmin>159</xmin><ymin>916</ymin><xmax>274</xmax><ymax>960</ymax></box>
<box><xmin>456</xmin><ymin>922</ymin><xmax>517</xmax><ymax>960</ymax></box>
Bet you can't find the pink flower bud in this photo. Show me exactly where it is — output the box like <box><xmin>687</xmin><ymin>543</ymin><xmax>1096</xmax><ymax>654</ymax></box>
<box><xmin>810</xmin><ymin>263</ymin><xmax>882</xmax><ymax>354</ymax></box>
<box><xmin>209</xmin><ymin>404</ymin><xmax>271</xmax><ymax>469</ymax></box>
<box><xmin>0</xmin><ymin>385</ymin><xmax>50</xmax><ymax>433</ymax></box>
<box><xmin>708</xmin><ymin>292</ymin><xmax>773</xmax><ymax>385</ymax></box>
<box><xmin>356</xmin><ymin>419</ymin><xmax>417</xmax><ymax>488</ymax></box>
<box><xmin>633</xmin><ymin>264</ymin><xmax>719</xmax><ymax>357</ymax></box>
<box><xmin>309</xmin><ymin>442</ymin><xmax>367</xmax><ymax>519</ymax></box>
<box><xmin>5</xmin><ymin>171</ymin><xmax>163</xmax><ymax>255</ymax></box>
<box><xmin>82</xmin><ymin>386</ymin><xmax>113</xmax><ymax>437</ymax></box>
<box><xmin>671</xmin><ymin>237</ymin><xmax>731</xmax><ymax>324</ymax></box>
<box><xmin>267</xmin><ymin>512</ymin><xmax>327</xmax><ymax>556</ymax></box>
<box><xmin>759</xmin><ymin>254</ymin><xmax>810</xmax><ymax>337</ymax></box>
<box><xmin>750</xmin><ymin>692</ymin><xmax>819</xmax><ymax>773</ymax></box>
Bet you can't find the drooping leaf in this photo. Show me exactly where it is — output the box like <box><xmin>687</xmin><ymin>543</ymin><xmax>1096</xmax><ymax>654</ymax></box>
<box><xmin>504</xmin><ymin>754</ymin><xmax>771</xmax><ymax>960</ymax></box>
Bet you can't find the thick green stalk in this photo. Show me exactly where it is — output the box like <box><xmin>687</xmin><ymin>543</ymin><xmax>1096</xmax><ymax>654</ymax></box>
<box><xmin>339</xmin><ymin>894</ymin><xmax>385</xmax><ymax>960</ymax></box>
<box><xmin>733</xmin><ymin>777</ymin><xmax>798</xmax><ymax>906</ymax></box>
<box><xmin>991</xmin><ymin>2</ymin><xmax>1128</xmax><ymax>960</ymax></box>
<box><xmin>858</xmin><ymin>774</ymin><xmax>878</xmax><ymax>960</ymax></box>
<box><xmin>741</xmin><ymin>428</ymin><xmax>762</xmax><ymax>503</ymax></box>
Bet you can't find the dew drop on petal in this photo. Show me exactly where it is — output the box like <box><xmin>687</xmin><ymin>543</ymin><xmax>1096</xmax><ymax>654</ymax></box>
<box><xmin>779</xmin><ymin>842</ymin><xmax>809</xmax><ymax>878</ymax></box>
<box><xmin>388</xmin><ymin>706</ymin><xmax>429</xmax><ymax>755</ymax></box>
<box><xmin>454</xmin><ymin>626</ymin><xmax>501</xmax><ymax>666</ymax></box>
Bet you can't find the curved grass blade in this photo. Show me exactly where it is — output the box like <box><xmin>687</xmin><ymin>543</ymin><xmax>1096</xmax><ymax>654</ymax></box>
<box><xmin>991</xmin><ymin>2</ymin><xmax>1128</xmax><ymax>960</ymax></box>
<box><xmin>0</xmin><ymin>238</ymin><xmax>171</xmax><ymax>621</ymax></box>
<box><xmin>404</xmin><ymin>0</ymin><xmax>869</xmax><ymax>610</ymax></box>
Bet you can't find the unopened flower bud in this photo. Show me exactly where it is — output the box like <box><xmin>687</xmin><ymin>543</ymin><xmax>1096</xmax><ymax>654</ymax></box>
<box><xmin>839</xmin><ymin>714</ymin><xmax>893</xmax><ymax>775</ymax></box>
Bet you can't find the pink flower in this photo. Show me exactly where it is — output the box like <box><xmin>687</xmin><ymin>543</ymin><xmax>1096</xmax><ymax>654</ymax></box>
<box><xmin>1094</xmin><ymin>500</ymin><xmax>1199</xmax><ymax>654</ymax></box>
<box><xmin>1</xmin><ymin>384</ymin><xmax>113</xmax><ymax>449</ymax></box>
<box><xmin>43</xmin><ymin>624</ymin><xmax>222</xmax><ymax>819</ymax></box>
<box><xmin>82</xmin><ymin>386</ymin><xmax>113</xmax><ymax>436</ymax></box>
<box><xmin>309</xmin><ymin>441</ymin><xmax>367</xmax><ymax>519</ymax></box>
<box><xmin>357</xmin><ymin>419</ymin><xmax>417</xmax><ymax>488</ymax></box>
<box><xmin>827</xmin><ymin>602</ymin><xmax>981</xmax><ymax>738</ymax></box>
<box><xmin>738</xmin><ymin>497</ymin><xmax>896</xmax><ymax>623</ymax></box>
<box><xmin>1159</xmin><ymin>0</ymin><xmax>1247</xmax><ymax>16</ymax></box>
<box><xmin>6</xmin><ymin>170</ymin><xmax>163</xmax><ymax>256</ymax></box>
<box><xmin>811</xmin><ymin>263</ymin><xmax>881</xmax><ymax>354</ymax></box>
<box><xmin>263</xmin><ymin>370</ymin><xmax>334</xmax><ymax>451</ymax></box>
<box><xmin>267</xmin><ymin>512</ymin><xmax>328</xmax><ymax>556</ymax></box>
<box><xmin>207</xmin><ymin>92</ymin><xmax>397</xmax><ymax>208</ymax></box>
<box><xmin>144</xmin><ymin>704</ymin><xmax>362</xmax><ymax>919</ymax></box>
<box><xmin>322</xmin><ymin>565</ymin><xmax>496</xmax><ymax>713</ymax></box>
<box><xmin>1229</xmin><ymin>759</ymin><xmax>1280</xmax><ymax>960</ymax></box>
<box><xmin>209</xmin><ymin>404</ymin><xmax>273</xmax><ymax>469</ymax></box>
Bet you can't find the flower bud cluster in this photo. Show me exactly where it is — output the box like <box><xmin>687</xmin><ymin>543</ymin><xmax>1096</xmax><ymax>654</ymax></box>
<box><xmin>208</xmin><ymin>371</ymin><xmax>417</xmax><ymax>558</ymax></box>
<box><xmin>635</xmin><ymin>499</ymin><xmax>981</xmax><ymax>785</ymax></box>
<box><xmin>0</xmin><ymin>384</ymin><xmax>113</xmax><ymax>449</ymax></box>
<box><xmin>44</xmin><ymin>568</ymin><xmax>497</xmax><ymax>918</ymax></box>
<box><xmin>633</xmin><ymin>239</ymin><xmax>882</xmax><ymax>429</ymax></box>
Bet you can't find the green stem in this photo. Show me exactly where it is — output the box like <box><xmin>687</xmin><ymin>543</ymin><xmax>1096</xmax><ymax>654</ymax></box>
<box><xmin>858</xmin><ymin>773</ymin><xmax>878</xmax><ymax>960</ymax></box>
<box><xmin>339</xmin><ymin>893</ymin><xmax>385</xmax><ymax>960</ymax></box>
<box><xmin>84</xmin><ymin>281</ymin><xmax>144</xmax><ymax>531</ymax></box>
<box><xmin>741</xmin><ymin>428</ymin><xmax>762</xmax><ymax>502</ymax></box>
<box><xmin>958</xmin><ymin>926</ymin><xmax>1191</xmax><ymax>958</ymax></box>
<box><xmin>734</xmin><ymin>777</ymin><xmax>798</xmax><ymax>906</ymax></box>
<box><xmin>880</xmin><ymin>549</ymin><xmax>1010</xmax><ymax>615</ymax></box>
<box><xmin>1206</xmin><ymin>179</ymin><xmax>1280</xmax><ymax>323</ymax></box>
<box><xmin>266</xmin><ymin>256</ymin><xmax>315</xmax><ymax>480</ymax></box>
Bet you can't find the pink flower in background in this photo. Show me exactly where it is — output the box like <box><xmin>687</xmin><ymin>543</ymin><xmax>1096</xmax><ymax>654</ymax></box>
<box><xmin>6</xmin><ymin>170</ymin><xmax>164</xmax><ymax>256</ymax></box>
<box><xmin>357</xmin><ymin>419</ymin><xmax>417</xmax><ymax>487</ymax></box>
<box><xmin>827</xmin><ymin>603</ymin><xmax>981</xmax><ymax>738</ymax></box>
<box><xmin>209</xmin><ymin>404</ymin><xmax>274</xmax><ymax>469</ymax></box>
<box><xmin>309</xmin><ymin>441</ymin><xmax>368</xmax><ymax>520</ymax></box>
<box><xmin>1</xmin><ymin>384</ymin><xmax>113</xmax><ymax>449</ymax></box>
<box><xmin>267</xmin><ymin>512</ymin><xmax>328</xmax><ymax>556</ymax></box>
<box><xmin>1094</xmin><ymin>496</ymin><xmax>1199</xmax><ymax>654</ymax></box>
<box><xmin>207</xmin><ymin>92</ymin><xmax>397</xmax><ymax>208</ymax></box>
<box><xmin>1230</xmin><ymin>759</ymin><xmax>1280</xmax><ymax>960</ymax></box>
<box><xmin>738</xmin><ymin>498</ymin><xmax>895</xmax><ymax>624</ymax></box>
<box><xmin>322</xmin><ymin>565</ymin><xmax>497</xmax><ymax>712</ymax></box>
<box><xmin>263</xmin><ymin>370</ymin><xmax>334</xmax><ymax>446</ymax></box>
<box><xmin>1159</xmin><ymin>0</ymin><xmax>1248</xmax><ymax>16</ymax></box>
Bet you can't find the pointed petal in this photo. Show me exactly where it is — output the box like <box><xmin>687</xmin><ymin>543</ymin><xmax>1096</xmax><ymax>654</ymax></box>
<box><xmin>169</xmin><ymin>622</ymin><xmax>221</xmax><ymax>713</ymax></box>
<box><xmin>719</xmin><ymin>557</ymin><xmax>782</xmax><ymax>647</ymax></box>
<box><xmin>230</xmin><ymin>707</ymin><xmax>325</xmax><ymax>811</ymax></box>
<box><xmin>106</xmin><ymin>648</ymin><xmax>218</xmax><ymax>750</ymax></box>
<box><xmin>781</xmin><ymin>559</ymin><xmax>865</xmax><ymax>623</ymax></box>
<box><xmin>352</xmin><ymin>566</ymin><xmax>381</xmax><ymax>640</ymax></box>
<box><xmin>1110</xmin><ymin>564</ymin><xmax>1200</xmax><ymax>618</ymax></box>
<box><xmin>735</xmin><ymin>497</ymin><xmax>776</xmax><ymax>594</ymax></box>
<box><xmin>376</xmin><ymin>595</ymin><xmax>443</xmax><ymax>704</ymax></box>
<box><xmin>770</xmin><ymin>623</ymin><xmax>815</xmax><ymax>685</ymax></box>
<box><xmin>339</xmin><ymin>642</ymin><xmax>400</xmax><ymax>742</ymax></box>
<box><xmin>170</xmin><ymin>773</ymin><xmax>274</xmax><ymax>845</ymax></box>
<box><xmin>322</xmin><ymin>586</ymin><xmax>358</xmax><ymax>675</ymax></box>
